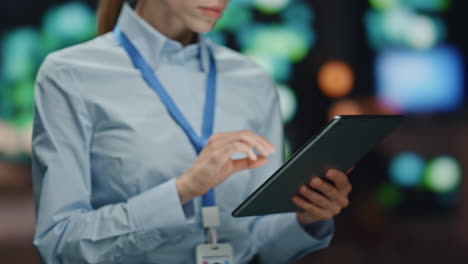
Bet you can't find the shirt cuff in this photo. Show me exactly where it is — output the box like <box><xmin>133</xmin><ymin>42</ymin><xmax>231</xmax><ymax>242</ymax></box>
<box><xmin>272</xmin><ymin>213</ymin><xmax>334</xmax><ymax>259</ymax></box>
<box><xmin>127</xmin><ymin>178</ymin><xmax>191</xmax><ymax>248</ymax></box>
<box><xmin>304</xmin><ymin>219</ymin><xmax>335</xmax><ymax>240</ymax></box>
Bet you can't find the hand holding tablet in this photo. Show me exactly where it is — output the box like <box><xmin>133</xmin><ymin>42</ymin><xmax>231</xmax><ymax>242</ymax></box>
<box><xmin>232</xmin><ymin>115</ymin><xmax>403</xmax><ymax>217</ymax></box>
<box><xmin>293</xmin><ymin>168</ymin><xmax>353</xmax><ymax>226</ymax></box>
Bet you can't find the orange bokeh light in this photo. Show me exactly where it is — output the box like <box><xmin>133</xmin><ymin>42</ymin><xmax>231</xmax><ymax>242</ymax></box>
<box><xmin>318</xmin><ymin>60</ymin><xmax>355</xmax><ymax>98</ymax></box>
<box><xmin>328</xmin><ymin>96</ymin><xmax>400</xmax><ymax>120</ymax></box>
<box><xmin>328</xmin><ymin>99</ymin><xmax>363</xmax><ymax>120</ymax></box>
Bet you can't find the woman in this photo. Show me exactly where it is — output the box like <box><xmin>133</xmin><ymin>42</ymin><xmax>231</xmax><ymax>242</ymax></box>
<box><xmin>32</xmin><ymin>0</ymin><xmax>352</xmax><ymax>263</ymax></box>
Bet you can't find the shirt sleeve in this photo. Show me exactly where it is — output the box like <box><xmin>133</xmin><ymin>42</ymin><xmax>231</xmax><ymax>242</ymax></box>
<box><xmin>32</xmin><ymin>55</ymin><xmax>191</xmax><ymax>264</ymax></box>
<box><xmin>248</xmin><ymin>76</ymin><xmax>334</xmax><ymax>264</ymax></box>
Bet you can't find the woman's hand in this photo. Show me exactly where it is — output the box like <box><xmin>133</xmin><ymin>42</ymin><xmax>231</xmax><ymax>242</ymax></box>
<box><xmin>292</xmin><ymin>169</ymin><xmax>352</xmax><ymax>227</ymax></box>
<box><xmin>176</xmin><ymin>130</ymin><xmax>275</xmax><ymax>204</ymax></box>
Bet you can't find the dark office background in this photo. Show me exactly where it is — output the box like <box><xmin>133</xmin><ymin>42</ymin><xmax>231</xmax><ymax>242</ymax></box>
<box><xmin>1</xmin><ymin>0</ymin><xmax>467</xmax><ymax>263</ymax></box>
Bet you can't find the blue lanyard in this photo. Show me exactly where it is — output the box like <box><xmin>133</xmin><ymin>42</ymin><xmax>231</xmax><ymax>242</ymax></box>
<box><xmin>113</xmin><ymin>26</ymin><xmax>216</xmax><ymax>207</ymax></box>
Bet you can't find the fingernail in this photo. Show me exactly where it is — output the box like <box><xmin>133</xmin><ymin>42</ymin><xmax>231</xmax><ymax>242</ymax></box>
<box><xmin>269</xmin><ymin>144</ymin><xmax>275</xmax><ymax>153</ymax></box>
<box><xmin>268</xmin><ymin>147</ymin><xmax>274</xmax><ymax>155</ymax></box>
<box><xmin>261</xmin><ymin>146</ymin><xmax>270</xmax><ymax>155</ymax></box>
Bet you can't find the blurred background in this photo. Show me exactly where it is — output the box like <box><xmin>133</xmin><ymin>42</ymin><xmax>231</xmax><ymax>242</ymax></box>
<box><xmin>0</xmin><ymin>0</ymin><xmax>467</xmax><ymax>263</ymax></box>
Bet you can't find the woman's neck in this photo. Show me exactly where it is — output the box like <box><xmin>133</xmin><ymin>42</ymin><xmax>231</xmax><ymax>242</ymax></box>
<box><xmin>134</xmin><ymin>0</ymin><xmax>195</xmax><ymax>46</ymax></box>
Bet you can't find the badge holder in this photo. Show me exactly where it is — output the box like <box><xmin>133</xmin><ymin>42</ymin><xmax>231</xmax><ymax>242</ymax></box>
<box><xmin>196</xmin><ymin>206</ymin><xmax>234</xmax><ymax>264</ymax></box>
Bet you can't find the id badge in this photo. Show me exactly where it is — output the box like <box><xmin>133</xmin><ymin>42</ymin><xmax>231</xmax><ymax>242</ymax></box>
<box><xmin>196</xmin><ymin>243</ymin><xmax>234</xmax><ymax>264</ymax></box>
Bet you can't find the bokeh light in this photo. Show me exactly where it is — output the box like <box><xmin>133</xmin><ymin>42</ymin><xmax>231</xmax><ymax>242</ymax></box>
<box><xmin>376</xmin><ymin>182</ymin><xmax>403</xmax><ymax>209</ymax></box>
<box><xmin>370</xmin><ymin>0</ymin><xmax>400</xmax><ymax>10</ymax></box>
<box><xmin>209</xmin><ymin>0</ymin><xmax>315</xmax><ymax>127</ymax></box>
<box><xmin>2</xmin><ymin>27</ymin><xmax>39</xmax><ymax>83</ymax></box>
<box><xmin>255</xmin><ymin>0</ymin><xmax>291</xmax><ymax>15</ymax></box>
<box><xmin>424</xmin><ymin>155</ymin><xmax>462</xmax><ymax>193</ymax></box>
<box><xmin>389</xmin><ymin>152</ymin><xmax>425</xmax><ymax>188</ymax></box>
<box><xmin>41</xmin><ymin>2</ymin><xmax>96</xmax><ymax>53</ymax></box>
<box><xmin>205</xmin><ymin>30</ymin><xmax>226</xmax><ymax>46</ymax></box>
<box><xmin>282</xmin><ymin>2</ymin><xmax>314</xmax><ymax>29</ymax></box>
<box><xmin>241</xmin><ymin>25</ymin><xmax>312</xmax><ymax>63</ymax></box>
<box><xmin>0</xmin><ymin>0</ymin><xmax>316</xmax><ymax>160</ymax></box>
<box><xmin>407</xmin><ymin>0</ymin><xmax>450</xmax><ymax>12</ymax></box>
<box><xmin>327</xmin><ymin>99</ymin><xmax>362</xmax><ymax>120</ymax></box>
<box><xmin>284</xmin><ymin>138</ymin><xmax>292</xmax><ymax>161</ymax></box>
<box><xmin>214</xmin><ymin>1</ymin><xmax>252</xmax><ymax>31</ymax></box>
<box><xmin>366</xmin><ymin>0</ymin><xmax>463</xmax><ymax>213</ymax></box>
<box><xmin>382</xmin><ymin>8</ymin><xmax>412</xmax><ymax>44</ymax></box>
<box><xmin>407</xmin><ymin>15</ymin><xmax>438</xmax><ymax>49</ymax></box>
<box><xmin>276</xmin><ymin>84</ymin><xmax>297</xmax><ymax>123</ymax></box>
<box><xmin>365</xmin><ymin>6</ymin><xmax>447</xmax><ymax>51</ymax></box>
<box><xmin>0</xmin><ymin>1</ymin><xmax>97</xmax><ymax>160</ymax></box>
<box><xmin>409</xmin><ymin>16</ymin><xmax>446</xmax><ymax>50</ymax></box>
<box><xmin>376</xmin><ymin>46</ymin><xmax>464</xmax><ymax>113</ymax></box>
<box><xmin>318</xmin><ymin>60</ymin><xmax>354</xmax><ymax>98</ymax></box>
<box><xmin>11</xmin><ymin>80</ymin><xmax>34</xmax><ymax>111</ymax></box>
<box><xmin>246</xmin><ymin>52</ymin><xmax>292</xmax><ymax>82</ymax></box>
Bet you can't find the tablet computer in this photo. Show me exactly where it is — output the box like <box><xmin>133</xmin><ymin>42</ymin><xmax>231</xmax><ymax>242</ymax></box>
<box><xmin>232</xmin><ymin>115</ymin><xmax>403</xmax><ymax>217</ymax></box>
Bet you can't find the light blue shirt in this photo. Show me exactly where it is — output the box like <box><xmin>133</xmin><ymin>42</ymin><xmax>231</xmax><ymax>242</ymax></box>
<box><xmin>32</xmin><ymin>3</ymin><xmax>333</xmax><ymax>264</ymax></box>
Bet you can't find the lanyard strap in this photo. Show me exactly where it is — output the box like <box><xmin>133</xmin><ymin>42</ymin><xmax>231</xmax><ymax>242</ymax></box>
<box><xmin>113</xmin><ymin>26</ymin><xmax>217</xmax><ymax>207</ymax></box>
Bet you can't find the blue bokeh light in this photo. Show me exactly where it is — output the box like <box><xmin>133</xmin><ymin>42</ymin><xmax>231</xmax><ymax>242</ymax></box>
<box><xmin>376</xmin><ymin>46</ymin><xmax>464</xmax><ymax>113</ymax></box>
<box><xmin>389</xmin><ymin>152</ymin><xmax>425</xmax><ymax>187</ymax></box>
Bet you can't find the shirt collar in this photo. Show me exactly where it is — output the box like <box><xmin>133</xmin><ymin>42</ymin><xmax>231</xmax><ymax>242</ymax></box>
<box><xmin>116</xmin><ymin>3</ymin><xmax>210</xmax><ymax>72</ymax></box>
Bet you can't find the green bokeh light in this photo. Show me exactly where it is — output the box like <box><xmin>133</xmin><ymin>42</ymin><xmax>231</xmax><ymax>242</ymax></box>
<box><xmin>365</xmin><ymin>8</ymin><xmax>446</xmax><ymax>51</ymax></box>
<box><xmin>284</xmin><ymin>138</ymin><xmax>292</xmax><ymax>161</ymax></box>
<box><xmin>0</xmin><ymin>1</ymin><xmax>97</xmax><ymax>157</ymax></box>
<box><xmin>369</xmin><ymin>0</ymin><xmax>451</xmax><ymax>12</ymax></box>
<box><xmin>41</xmin><ymin>1</ymin><xmax>96</xmax><ymax>53</ymax></box>
<box><xmin>370</xmin><ymin>0</ymin><xmax>401</xmax><ymax>10</ymax></box>
<box><xmin>255</xmin><ymin>0</ymin><xmax>291</xmax><ymax>15</ymax></box>
<box><xmin>2</xmin><ymin>27</ymin><xmax>40</xmax><ymax>82</ymax></box>
<box><xmin>11</xmin><ymin>79</ymin><xmax>35</xmax><ymax>111</ymax></box>
<box><xmin>407</xmin><ymin>0</ymin><xmax>450</xmax><ymax>12</ymax></box>
<box><xmin>1</xmin><ymin>0</ymin><xmax>316</xmax><ymax>158</ymax></box>
<box><xmin>245</xmin><ymin>52</ymin><xmax>292</xmax><ymax>81</ymax></box>
<box><xmin>423</xmin><ymin>155</ymin><xmax>462</xmax><ymax>193</ymax></box>
<box><xmin>12</xmin><ymin>110</ymin><xmax>34</xmax><ymax>129</ymax></box>
<box><xmin>242</xmin><ymin>25</ymin><xmax>311</xmax><ymax>62</ymax></box>
<box><xmin>371</xmin><ymin>0</ymin><xmax>451</xmax><ymax>11</ymax></box>
<box><xmin>376</xmin><ymin>182</ymin><xmax>403</xmax><ymax>209</ymax></box>
<box><xmin>214</xmin><ymin>1</ymin><xmax>252</xmax><ymax>31</ymax></box>
<box><xmin>205</xmin><ymin>30</ymin><xmax>226</xmax><ymax>46</ymax></box>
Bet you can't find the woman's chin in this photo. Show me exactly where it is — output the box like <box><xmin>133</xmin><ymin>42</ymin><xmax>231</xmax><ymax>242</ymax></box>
<box><xmin>189</xmin><ymin>21</ymin><xmax>217</xmax><ymax>34</ymax></box>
